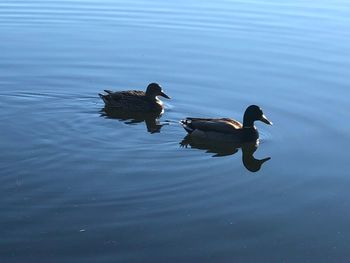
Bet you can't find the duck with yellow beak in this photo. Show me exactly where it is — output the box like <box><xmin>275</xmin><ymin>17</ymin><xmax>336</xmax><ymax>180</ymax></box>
<box><xmin>180</xmin><ymin>105</ymin><xmax>272</xmax><ymax>143</ymax></box>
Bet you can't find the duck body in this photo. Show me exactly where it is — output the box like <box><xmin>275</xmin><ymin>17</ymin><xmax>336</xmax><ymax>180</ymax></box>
<box><xmin>180</xmin><ymin>105</ymin><xmax>272</xmax><ymax>143</ymax></box>
<box><xmin>99</xmin><ymin>83</ymin><xmax>170</xmax><ymax>112</ymax></box>
<box><xmin>99</xmin><ymin>90</ymin><xmax>163</xmax><ymax>112</ymax></box>
<box><xmin>181</xmin><ymin>117</ymin><xmax>259</xmax><ymax>143</ymax></box>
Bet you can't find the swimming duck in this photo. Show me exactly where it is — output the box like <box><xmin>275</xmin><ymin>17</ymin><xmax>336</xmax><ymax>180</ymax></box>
<box><xmin>180</xmin><ymin>105</ymin><xmax>272</xmax><ymax>143</ymax></box>
<box><xmin>98</xmin><ymin>83</ymin><xmax>170</xmax><ymax>112</ymax></box>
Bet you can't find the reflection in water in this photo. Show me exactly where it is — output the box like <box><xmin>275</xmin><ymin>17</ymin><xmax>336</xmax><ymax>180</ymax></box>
<box><xmin>100</xmin><ymin>107</ymin><xmax>166</xmax><ymax>133</ymax></box>
<box><xmin>180</xmin><ymin>136</ymin><xmax>270</xmax><ymax>172</ymax></box>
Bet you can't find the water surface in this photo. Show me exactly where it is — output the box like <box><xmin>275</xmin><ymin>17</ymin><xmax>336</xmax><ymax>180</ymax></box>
<box><xmin>1</xmin><ymin>0</ymin><xmax>350</xmax><ymax>262</ymax></box>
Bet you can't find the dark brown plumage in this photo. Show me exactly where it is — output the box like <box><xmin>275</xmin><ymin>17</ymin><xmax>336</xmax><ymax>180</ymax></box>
<box><xmin>99</xmin><ymin>83</ymin><xmax>170</xmax><ymax>112</ymax></box>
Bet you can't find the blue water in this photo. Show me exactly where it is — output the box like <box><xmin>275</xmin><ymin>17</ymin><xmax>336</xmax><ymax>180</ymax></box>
<box><xmin>1</xmin><ymin>0</ymin><xmax>350</xmax><ymax>262</ymax></box>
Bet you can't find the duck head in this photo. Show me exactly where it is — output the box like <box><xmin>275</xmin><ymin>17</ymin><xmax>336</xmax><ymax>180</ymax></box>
<box><xmin>243</xmin><ymin>105</ymin><xmax>272</xmax><ymax>128</ymax></box>
<box><xmin>146</xmin><ymin>83</ymin><xmax>171</xmax><ymax>99</ymax></box>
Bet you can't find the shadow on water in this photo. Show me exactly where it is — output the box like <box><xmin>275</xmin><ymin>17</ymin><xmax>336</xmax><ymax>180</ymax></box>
<box><xmin>180</xmin><ymin>136</ymin><xmax>271</xmax><ymax>172</ymax></box>
<box><xmin>100</xmin><ymin>107</ymin><xmax>167</xmax><ymax>133</ymax></box>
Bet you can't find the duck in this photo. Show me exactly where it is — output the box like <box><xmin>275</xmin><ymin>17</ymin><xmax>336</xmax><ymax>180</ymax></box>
<box><xmin>98</xmin><ymin>83</ymin><xmax>170</xmax><ymax>112</ymax></box>
<box><xmin>180</xmin><ymin>105</ymin><xmax>272</xmax><ymax>143</ymax></box>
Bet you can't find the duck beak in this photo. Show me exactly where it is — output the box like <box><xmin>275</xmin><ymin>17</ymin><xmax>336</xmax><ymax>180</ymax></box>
<box><xmin>260</xmin><ymin>114</ymin><xmax>273</xmax><ymax>125</ymax></box>
<box><xmin>159</xmin><ymin>91</ymin><xmax>171</xmax><ymax>99</ymax></box>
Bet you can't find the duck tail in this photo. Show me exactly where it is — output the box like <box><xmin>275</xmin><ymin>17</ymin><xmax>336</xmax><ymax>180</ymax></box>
<box><xmin>98</xmin><ymin>93</ymin><xmax>109</xmax><ymax>104</ymax></box>
<box><xmin>104</xmin><ymin>89</ymin><xmax>113</xmax><ymax>94</ymax></box>
<box><xmin>180</xmin><ymin>119</ymin><xmax>194</xmax><ymax>134</ymax></box>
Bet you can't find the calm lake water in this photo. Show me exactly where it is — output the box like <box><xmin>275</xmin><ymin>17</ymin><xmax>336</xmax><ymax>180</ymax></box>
<box><xmin>1</xmin><ymin>0</ymin><xmax>350</xmax><ymax>262</ymax></box>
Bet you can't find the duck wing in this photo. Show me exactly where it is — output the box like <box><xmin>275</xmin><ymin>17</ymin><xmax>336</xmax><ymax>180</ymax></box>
<box><xmin>99</xmin><ymin>90</ymin><xmax>146</xmax><ymax>106</ymax></box>
<box><xmin>181</xmin><ymin>118</ymin><xmax>242</xmax><ymax>133</ymax></box>
<box><xmin>108</xmin><ymin>90</ymin><xmax>145</xmax><ymax>100</ymax></box>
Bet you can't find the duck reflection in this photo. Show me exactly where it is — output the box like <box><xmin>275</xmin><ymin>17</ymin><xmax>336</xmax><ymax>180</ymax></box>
<box><xmin>100</xmin><ymin>107</ymin><xmax>166</xmax><ymax>133</ymax></box>
<box><xmin>180</xmin><ymin>136</ymin><xmax>270</xmax><ymax>172</ymax></box>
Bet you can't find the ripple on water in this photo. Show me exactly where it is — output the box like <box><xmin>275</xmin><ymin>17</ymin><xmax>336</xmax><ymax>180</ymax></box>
<box><xmin>0</xmin><ymin>91</ymin><xmax>219</xmax><ymax>189</ymax></box>
<box><xmin>1</xmin><ymin>0</ymin><xmax>350</xmax><ymax>261</ymax></box>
